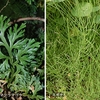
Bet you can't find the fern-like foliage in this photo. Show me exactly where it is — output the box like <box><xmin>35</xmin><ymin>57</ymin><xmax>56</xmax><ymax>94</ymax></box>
<box><xmin>25</xmin><ymin>0</ymin><xmax>34</xmax><ymax>5</ymax></box>
<box><xmin>0</xmin><ymin>15</ymin><xmax>43</xmax><ymax>99</ymax></box>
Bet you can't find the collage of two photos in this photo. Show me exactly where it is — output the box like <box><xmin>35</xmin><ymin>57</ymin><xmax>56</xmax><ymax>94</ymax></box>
<box><xmin>1</xmin><ymin>0</ymin><xmax>100</xmax><ymax>100</ymax></box>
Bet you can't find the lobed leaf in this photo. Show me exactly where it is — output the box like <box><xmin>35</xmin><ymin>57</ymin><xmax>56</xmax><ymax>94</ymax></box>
<box><xmin>71</xmin><ymin>2</ymin><xmax>93</xmax><ymax>17</ymax></box>
<box><xmin>0</xmin><ymin>52</ymin><xmax>8</xmax><ymax>59</ymax></box>
<box><xmin>0</xmin><ymin>15</ymin><xmax>10</xmax><ymax>34</ymax></box>
<box><xmin>8</xmin><ymin>23</ymin><xmax>26</xmax><ymax>48</ymax></box>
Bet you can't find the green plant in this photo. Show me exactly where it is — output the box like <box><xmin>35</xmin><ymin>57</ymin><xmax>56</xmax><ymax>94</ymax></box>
<box><xmin>71</xmin><ymin>1</ymin><xmax>100</xmax><ymax>17</ymax></box>
<box><xmin>0</xmin><ymin>15</ymin><xmax>43</xmax><ymax>100</ymax></box>
<box><xmin>47</xmin><ymin>0</ymin><xmax>100</xmax><ymax>100</ymax></box>
<box><xmin>25</xmin><ymin>0</ymin><xmax>34</xmax><ymax>5</ymax></box>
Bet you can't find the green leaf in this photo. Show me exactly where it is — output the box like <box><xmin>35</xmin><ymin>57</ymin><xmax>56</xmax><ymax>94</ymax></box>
<box><xmin>0</xmin><ymin>42</ymin><xmax>4</xmax><ymax>46</ymax></box>
<box><xmin>72</xmin><ymin>2</ymin><xmax>93</xmax><ymax>17</ymax></box>
<box><xmin>93</xmin><ymin>5</ymin><xmax>100</xmax><ymax>12</ymax></box>
<box><xmin>0</xmin><ymin>15</ymin><xmax>10</xmax><ymax>33</ymax></box>
<box><xmin>0</xmin><ymin>59</ymin><xmax>11</xmax><ymax>79</ymax></box>
<box><xmin>0</xmin><ymin>73</ymin><xmax>5</xmax><ymax>79</ymax></box>
<box><xmin>0</xmin><ymin>88</ymin><xmax>3</xmax><ymax>93</ymax></box>
<box><xmin>8</xmin><ymin>23</ymin><xmax>25</xmax><ymax>48</ymax></box>
<box><xmin>0</xmin><ymin>51</ymin><xmax>8</xmax><ymax>59</ymax></box>
<box><xmin>0</xmin><ymin>59</ymin><xmax>10</xmax><ymax>71</ymax></box>
<box><xmin>0</xmin><ymin>59</ymin><xmax>10</xmax><ymax>79</ymax></box>
<box><xmin>94</xmin><ymin>15</ymin><xmax>100</xmax><ymax>24</ymax></box>
<box><xmin>25</xmin><ymin>0</ymin><xmax>34</xmax><ymax>5</ymax></box>
<box><xmin>35</xmin><ymin>95</ymin><xmax>44</xmax><ymax>99</ymax></box>
<box><xmin>47</xmin><ymin>0</ymin><xmax>65</xmax><ymax>3</ymax></box>
<box><xmin>47</xmin><ymin>0</ymin><xmax>65</xmax><ymax>5</ymax></box>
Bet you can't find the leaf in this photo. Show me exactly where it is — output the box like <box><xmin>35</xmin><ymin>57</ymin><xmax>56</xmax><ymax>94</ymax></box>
<box><xmin>35</xmin><ymin>95</ymin><xmax>44</xmax><ymax>99</ymax></box>
<box><xmin>25</xmin><ymin>0</ymin><xmax>34</xmax><ymax>5</ymax></box>
<box><xmin>33</xmin><ymin>78</ymin><xmax>42</xmax><ymax>93</ymax></box>
<box><xmin>12</xmin><ymin>39</ymin><xmax>27</xmax><ymax>49</ymax></box>
<box><xmin>8</xmin><ymin>23</ymin><xmax>25</xmax><ymax>48</ymax></box>
<box><xmin>47</xmin><ymin>0</ymin><xmax>65</xmax><ymax>5</ymax></box>
<box><xmin>13</xmin><ymin>64</ymin><xmax>25</xmax><ymax>75</ymax></box>
<box><xmin>0</xmin><ymin>73</ymin><xmax>5</xmax><ymax>79</ymax></box>
<box><xmin>94</xmin><ymin>15</ymin><xmax>100</xmax><ymax>24</ymax></box>
<box><xmin>0</xmin><ymin>42</ymin><xmax>4</xmax><ymax>46</ymax></box>
<box><xmin>0</xmin><ymin>59</ymin><xmax>10</xmax><ymax>71</ymax></box>
<box><xmin>72</xmin><ymin>2</ymin><xmax>93</xmax><ymax>17</ymax></box>
<box><xmin>15</xmin><ymin>39</ymin><xmax>40</xmax><ymax>66</ymax></box>
<box><xmin>29</xmin><ymin>76</ymin><xmax>36</xmax><ymax>85</ymax></box>
<box><xmin>0</xmin><ymin>70</ymin><xmax>10</xmax><ymax>79</ymax></box>
<box><xmin>93</xmin><ymin>5</ymin><xmax>100</xmax><ymax>12</ymax></box>
<box><xmin>0</xmin><ymin>59</ymin><xmax>10</xmax><ymax>79</ymax></box>
<box><xmin>0</xmin><ymin>88</ymin><xmax>3</xmax><ymax>93</ymax></box>
<box><xmin>0</xmin><ymin>51</ymin><xmax>8</xmax><ymax>59</ymax></box>
<box><xmin>0</xmin><ymin>15</ymin><xmax>10</xmax><ymax>33</ymax></box>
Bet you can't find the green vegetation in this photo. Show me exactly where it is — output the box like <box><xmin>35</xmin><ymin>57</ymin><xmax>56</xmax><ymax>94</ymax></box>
<box><xmin>46</xmin><ymin>0</ymin><xmax>100</xmax><ymax>100</ymax></box>
<box><xmin>0</xmin><ymin>0</ymin><xmax>44</xmax><ymax>100</ymax></box>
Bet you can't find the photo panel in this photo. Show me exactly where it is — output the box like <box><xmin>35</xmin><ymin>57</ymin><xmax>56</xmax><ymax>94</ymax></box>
<box><xmin>46</xmin><ymin>0</ymin><xmax>100</xmax><ymax>100</ymax></box>
<box><xmin>0</xmin><ymin>0</ymin><xmax>45</xmax><ymax>100</ymax></box>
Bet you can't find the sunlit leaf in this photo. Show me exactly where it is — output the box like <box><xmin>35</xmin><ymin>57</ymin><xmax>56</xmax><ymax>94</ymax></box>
<box><xmin>94</xmin><ymin>15</ymin><xmax>100</xmax><ymax>24</ymax></box>
<box><xmin>93</xmin><ymin>5</ymin><xmax>100</xmax><ymax>12</ymax></box>
<box><xmin>72</xmin><ymin>2</ymin><xmax>93</xmax><ymax>17</ymax></box>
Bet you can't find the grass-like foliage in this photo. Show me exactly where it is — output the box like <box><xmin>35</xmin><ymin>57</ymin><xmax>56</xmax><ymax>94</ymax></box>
<box><xmin>0</xmin><ymin>15</ymin><xmax>43</xmax><ymax>100</ymax></box>
<box><xmin>46</xmin><ymin>0</ymin><xmax>100</xmax><ymax>100</ymax></box>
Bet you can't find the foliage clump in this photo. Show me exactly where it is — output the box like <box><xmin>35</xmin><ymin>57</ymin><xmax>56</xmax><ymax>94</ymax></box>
<box><xmin>46</xmin><ymin>0</ymin><xmax>100</xmax><ymax>100</ymax></box>
<box><xmin>0</xmin><ymin>15</ymin><xmax>43</xmax><ymax>100</ymax></box>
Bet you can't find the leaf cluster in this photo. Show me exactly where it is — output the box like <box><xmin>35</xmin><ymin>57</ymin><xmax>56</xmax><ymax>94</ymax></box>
<box><xmin>0</xmin><ymin>15</ymin><xmax>43</xmax><ymax>100</ymax></box>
